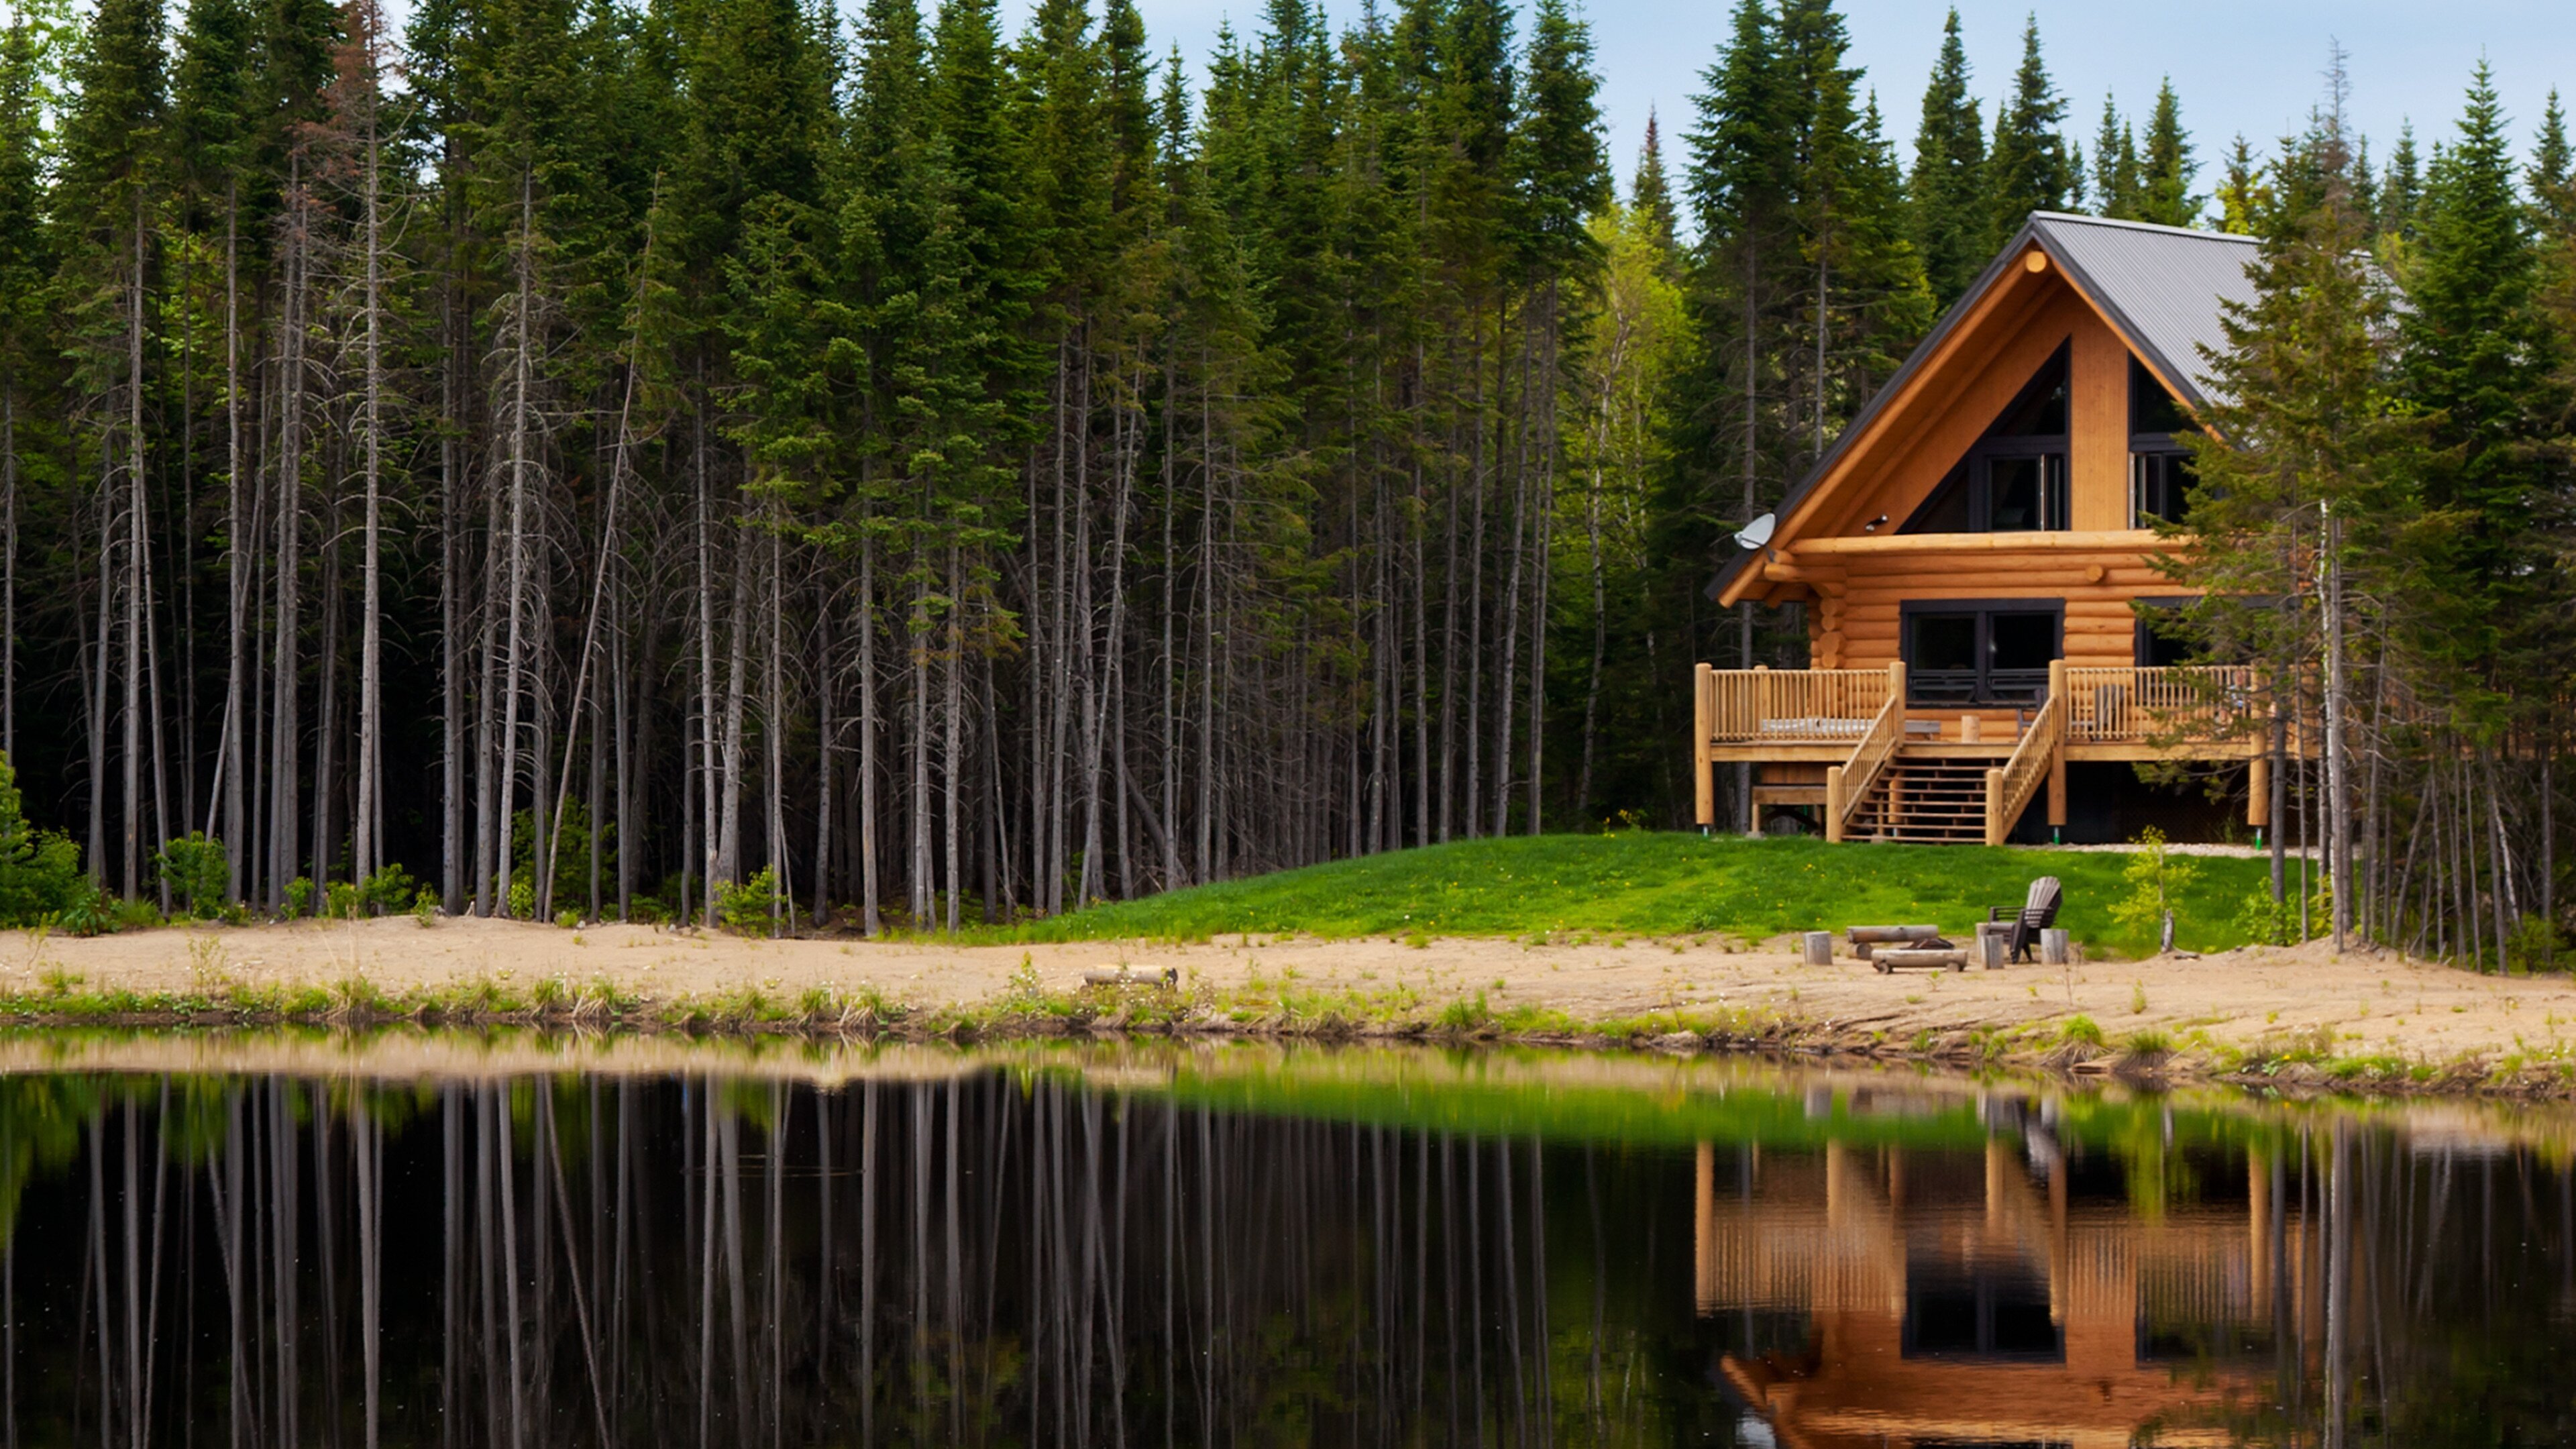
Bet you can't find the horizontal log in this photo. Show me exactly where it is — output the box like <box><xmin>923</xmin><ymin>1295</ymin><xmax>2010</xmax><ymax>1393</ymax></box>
<box><xmin>1082</xmin><ymin>967</ymin><xmax>1179</xmax><ymax>988</ymax></box>
<box><xmin>1847</xmin><ymin>924</ymin><xmax>1942</xmax><ymax>943</ymax></box>
<box><xmin>1872</xmin><ymin>948</ymin><xmax>1970</xmax><ymax>972</ymax></box>
<box><xmin>1788</xmin><ymin>529</ymin><xmax>2169</xmax><ymax>557</ymax></box>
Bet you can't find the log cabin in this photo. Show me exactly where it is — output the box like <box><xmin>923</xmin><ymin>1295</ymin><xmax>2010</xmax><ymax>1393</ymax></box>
<box><xmin>1696</xmin><ymin>212</ymin><xmax>2278</xmax><ymax>845</ymax></box>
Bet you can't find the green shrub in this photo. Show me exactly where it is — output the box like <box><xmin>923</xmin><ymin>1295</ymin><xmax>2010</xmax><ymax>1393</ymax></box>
<box><xmin>716</xmin><ymin>867</ymin><xmax>782</xmax><ymax>937</ymax></box>
<box><xmin>2109</xmin><ymin>827</ymin><xmax>2198</xmax><ymax>951</ymax></box>
<box><xmin>0</xmin><ymin>751</ymin><xmax>86</xmax><ymax>926</ymax></box>
<box><xmin>282</xmin><ymin>877</ymin><xmax>314</xmax><ymax>922</ymax></box>
<box><xmin>360</xmin><ymin>865</ymin><xmax>419</xmax><ymax>917</ymax></box>
<box><xmin>412</xmin><ymin>886</ymin><xmax>439</xmax><ymax>927</ymax></box>
<box><xmin>2234</xmin><ymin>877</ymin><xmax>2331</xmax><ymax>948</ymax></box>
<box><xmin>325</xmin><ymin>881</ymin><xmax>364</xmax><ymax>920</ymax></box>
<box><xmin>110</xmin><ymin>896</ymin><xmax>164</xmax><ymax>932</ymax></box>
<box><xmin>2059</xmin><ymin>1014</ymin><xmax>2106</xmax><ymax>1048</ymax></box>
<box><xmin>507</xmin><ymin>879</ymin><xmax>534</xmax><ymax>920</ymax></box>
<box><xmin>2505</xmin><ymin>914</ymin><xmax>2565</xmax><ymax>974</ymax></box>
<box><xmin>155</xmin><ymin>833</ymin><xmax>231</xmax><ymax>918</ymax></box>
<box><xmin>54</xmin><ymin>877</ymin><xmax>109</xmax><ymax>937</ymax></box>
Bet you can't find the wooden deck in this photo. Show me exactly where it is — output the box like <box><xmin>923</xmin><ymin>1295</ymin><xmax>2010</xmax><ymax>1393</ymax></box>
<box><xmin>1693</xmin><ymin>661</ymin><xmax>2279</xmax><ymax>843</ymax></box>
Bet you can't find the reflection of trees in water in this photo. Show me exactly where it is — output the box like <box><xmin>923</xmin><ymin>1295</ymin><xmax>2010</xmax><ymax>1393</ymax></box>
<box><xmin>0</xmin><ymin>1072</ymin><xmax>1701</xmax><ymax>1446</ymax></box>
<box><xmin>0</xmin><ymin>1072</ymin><xmax>2569</xmax><ymax>1447</ymax></box>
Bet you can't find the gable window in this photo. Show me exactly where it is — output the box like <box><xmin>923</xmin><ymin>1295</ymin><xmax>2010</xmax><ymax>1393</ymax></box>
<box><xmin>1902</xmin><ymin>346</ymin><xmax>2071</xmax><ymax>535</ymax></box>
<box><xmin>1902</xmin><ymin>600</ymin><xmax>2063</xmax><ymax>706</ymax></box>
<box><xmin>2129</xmin><ymin>357</ymin><xmax>2197</xmax><ymax>527</ymax></box>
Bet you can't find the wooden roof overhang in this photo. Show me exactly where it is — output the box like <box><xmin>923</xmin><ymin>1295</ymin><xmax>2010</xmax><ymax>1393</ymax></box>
<box><xmin>1713</xmin><ymin>220</ymin><xmax>2212</xmax><ymax>611</ymax></box>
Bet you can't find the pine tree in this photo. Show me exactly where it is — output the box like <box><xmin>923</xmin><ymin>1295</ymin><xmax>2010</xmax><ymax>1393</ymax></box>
<box><xmin>2404</xmin><ymin>61</ymin><xmax>2551</xmax><ymax>712</ymax></box>
<box><xmin>2532</xmin><ymin>89</ymin><xmax>2573</xmax><ymax>235</ymax></box>
<box><xmin>2090</xmin><ymin>93</ymin><xmax>2137</xmax><ymax>219</ymax></box>
<box><xmin>1904</xmin><ymin>7</ymin><xmax>1985</xmax><ymax>307</ymax></box>
<box><xmin>1985</xmin><ymin>14</ymin><xmax>2073</xmax><ymax>236</ymax></box>
<box><xmin>2135</xmin><ymin>78</ymin><xmax>2198</xmax><ymax>226</ymax></box>
<box><xmin>0</xmin><ymin>7</ymin><xmax>52</xmax><ymax>772</ymax></box>
<box><xmin>2381</xmin><ymin>121</ymin><xmax>2424</xmax><ymax>243</ymax></box>
<box><xmin>1631</xmin><ymin>106</ymin><xmax>1678</xmax><ymax>257</ymax></box>
<box><xmin>52</xmin><ymin>0</ymin><xmax>166</xmax><ymax>896</ymax></box>
<box><xmin>2175</xmin><ymin>117</ymin><xmax>2424</xmax><ymax>945</ymax></box>
<box><xmin>2214</xmin><ymin>132</ymin><xmax>2269</xmax><ymax>235</ymax></box>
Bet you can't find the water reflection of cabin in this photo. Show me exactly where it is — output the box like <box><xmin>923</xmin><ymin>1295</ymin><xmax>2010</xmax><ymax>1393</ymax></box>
<box><xmin>1697</xmin><ymin>1104</ymin><xmax>2294</xmax><ymax>1449</ymax></box>
<box><xmin>1697</xmin><ymin>214</ymin><xmax>2291</xmax><ymax>845</ymax></box>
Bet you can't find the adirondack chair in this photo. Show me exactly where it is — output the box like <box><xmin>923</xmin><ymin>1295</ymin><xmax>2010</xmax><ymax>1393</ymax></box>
<box><xmin>1989</xmin><ymin>875</ymin><xmax>2061</xmax><ymax>964</ymax></box>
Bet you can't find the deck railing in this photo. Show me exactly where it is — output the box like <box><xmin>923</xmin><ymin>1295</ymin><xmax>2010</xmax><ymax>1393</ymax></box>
<box><xmin>1824</xmin><ymin>667</ymin><xmax>1909</xmax><ymax>844</ymax></box>
<box><xmin>1986</xmin><ymin>669</ymin><xmax>2066</xmax><ymax>846</ymax></box>
<box><xmin>1698</xmin><ymin>665</ymin><xmax>1896</xmax><ymax>744</ymax></box>
<box><xmin>2062</xmin><ymin>665</ymin><xmax>2261</xmax><ymax>746</ymax></box>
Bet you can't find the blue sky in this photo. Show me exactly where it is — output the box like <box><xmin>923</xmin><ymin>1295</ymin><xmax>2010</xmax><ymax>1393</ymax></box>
<box><xmin>1008</xmin><ymin>1</ymin><xmax>2572</xmax><ymax>208</ymax></box>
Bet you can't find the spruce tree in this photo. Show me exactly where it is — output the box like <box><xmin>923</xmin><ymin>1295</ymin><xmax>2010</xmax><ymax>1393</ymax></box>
<box><xmin>1986</xmin><ymin>14</ymin><xmax>2073</xmax><ymax>236</ymax></box>
<box><xmin>2404</xmin><ymin>60</ymin><xmax>2550</xmax><ymax>705</ymax></box>
<box><xmin>2214</xmin><ymin>133</ymin><xmax>2269</xmax><ymax>235</ymax></box>
<box><xmin>2532</xmin><ymin>89</ymin><xmax>2573</xmax><ymax>235</ymax></box>
<box><xmin>2380</xmin><ymin>122</ymin><xmax>2424</xmax><ymax>243</ymax></box>
<box><xmin>1904</xmin><ymin>7</ymin><xmax>1985</xmax><ymax>307</ymax></box>
<box><xmin>2090</xmin><ymin>93</ymin><xmax>2137</xmax><ymax>219</ymax></box>
<box><xmin>0</xmin><ymin>7</ymin><xmax>52</xmax><ymax>771</ymax></box>
<box><xmin>2135</xmin><ymin>78</ymin><xmax>2198</xmax><ymax>226</ymax></box>
<box><xmin>1631</xmin><ymin>106</ymin><xmax>1679</xmax><ymax>258</ymax></box>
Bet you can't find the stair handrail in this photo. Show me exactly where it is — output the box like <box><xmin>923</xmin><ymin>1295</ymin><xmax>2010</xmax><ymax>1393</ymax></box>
<box><xmin>1829</xmin><ymin>662</ymin><xmax>1908</xmax><ymax>842</ymax></box>
<box><xmin>1986</xmin><ymin>675</ymin><xmax>2065</xmax><ymax>847</ymax></box>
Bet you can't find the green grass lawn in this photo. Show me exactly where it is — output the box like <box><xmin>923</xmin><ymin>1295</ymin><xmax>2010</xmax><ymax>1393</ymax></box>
<box><xmin>994</xmin><ymin>831</ymin><xmax>2278</xmax><ymax>959</ymax></box>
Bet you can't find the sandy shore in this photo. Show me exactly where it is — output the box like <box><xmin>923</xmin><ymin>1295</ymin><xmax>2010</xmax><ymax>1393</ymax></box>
<box><xmin>9</xmin><ymin>914</ymin><xmax>2575</xmax><ymax>1081</ymax></box>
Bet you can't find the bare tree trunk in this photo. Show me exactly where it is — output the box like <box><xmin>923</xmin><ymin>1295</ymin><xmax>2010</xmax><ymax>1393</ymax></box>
<box><xmin>718</xmin><ymin>511</ymin><xmax>749</xmax><ymax>896</ymax></box>
<box><xmin>859</xmin><ymin>533</ymin><xmax>880</xmax><ymax>934</ymax></box>
<box><xmin>945</xmin><ymin>542</ymin><xmax>964</xmax><ymax>935</ymax></box>
<box><xmin>1</xmin><ymin>379</ymin><xmax>13</xmax><ymax>765</ymax></box>
<box><xmin>123</xmin><ymin>202</ymin><xmax>148</xmax><ymax>899</ymax></box>
<box><xmin>271</xmin><ymin>153</ymin><xmax>310</xmax><ymax>911</ymax></box>
<box><xmin>354</xmin><ymin>32</ymin><xmax>388</xmax><ymax>888</ymax></box>
<box><xmin>495</xmin><ymin>169</ymin><xmax>541</xmax><ymax>919</ymax></box>
<box><xmin>696</xmin><ymin>394</ymin><xmax>718</xmax><ymax>925</ymax></box>
<box><xmin>440</xmin><ymin>191</ymin><xmax>464</xmax><ymax>913</ymax></box>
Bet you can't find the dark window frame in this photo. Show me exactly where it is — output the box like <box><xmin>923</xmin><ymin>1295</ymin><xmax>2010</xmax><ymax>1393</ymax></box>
<box><xmin>2133</xmin><ymin>595</ymin><xmax>2196</xmax><ymax>667</ymax></box>
<box><xmin>1902</xmin><ymin>344</ymin><xmax>2074</xmax><ymax>536</ymax></box>
<box><xmin>1900</xmin><ymin>598</ymin><xmax>2065</xmax><ymax>706</ymax></box>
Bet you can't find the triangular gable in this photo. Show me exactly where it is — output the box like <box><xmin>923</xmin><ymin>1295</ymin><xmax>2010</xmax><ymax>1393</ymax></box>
<box><xmin>1713</xmin><ymin>215</ymin><xmax>2256</xmax><ymax>609</ymax></box>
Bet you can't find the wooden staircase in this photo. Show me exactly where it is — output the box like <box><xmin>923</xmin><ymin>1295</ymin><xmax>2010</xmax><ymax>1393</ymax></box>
<box><xmin>1824</xmin><ymin>661</ymin><xmax>2070</xmax><ymax>847</ymax></box>
<box><xmin>1841</xmin><ymin>751</ymin><xmax>2000</xmax><ymax>843</ymax></box>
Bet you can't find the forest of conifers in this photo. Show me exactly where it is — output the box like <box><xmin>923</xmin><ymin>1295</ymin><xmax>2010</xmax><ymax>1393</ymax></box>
<box><xmin>0</xmin><ymin>0</ymin><xmax>2569</xmax><ymax>949</ymax></box>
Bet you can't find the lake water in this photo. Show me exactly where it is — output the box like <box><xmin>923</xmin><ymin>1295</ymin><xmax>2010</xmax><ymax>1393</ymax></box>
<box><xmin>1</xmin><ymin>1036</ymin><xmax>2571</xmax><ymax>1446</ymax></box>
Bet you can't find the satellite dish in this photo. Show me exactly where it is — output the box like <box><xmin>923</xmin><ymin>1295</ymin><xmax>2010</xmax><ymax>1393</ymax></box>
<box><xmin>1733</xmin><ymin>513</ymin><xmax>1776</xmax><ymax>551</ymax></box>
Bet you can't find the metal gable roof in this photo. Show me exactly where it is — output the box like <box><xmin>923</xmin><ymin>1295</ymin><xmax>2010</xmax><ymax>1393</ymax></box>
<box><xmin>1707</xmin><ymin>213</ymin><xmax>2258</xmax><ymax>606</ymax></box>
<box><xmin>2026</xmin><ymin>211</ymin><xmax>2259</xmax><ymax>409</ymax></box>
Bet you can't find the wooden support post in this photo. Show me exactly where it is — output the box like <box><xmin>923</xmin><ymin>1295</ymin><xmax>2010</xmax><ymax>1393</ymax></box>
<box><xmin>2047</xmin><ymin>756</ymin><xmax>2068</xmax><ymax>830</ymax></box>
<box><xmin>1983</xmin><ymin>766</ymin><xmax>2006</xmax><ymax>847</ymax></box>
<box><xmin>1693</xmin><ymin>662</ymin><xmax>1715</xmax><ymax>829</ymax></box>
<box><xmin>1801</xmin><ymin>931</ymin><xmax>1833</xmax><ymax>966</ymax></box>
<box><xmin>1825</xmin><ymin>765</ymin><xmax>1845</xmax><ymax>844</ymax></box>
<box><xmin>2247</xmin><ymin>755</ymin><xmax>2271</xmax><ymax>829</ymax></box>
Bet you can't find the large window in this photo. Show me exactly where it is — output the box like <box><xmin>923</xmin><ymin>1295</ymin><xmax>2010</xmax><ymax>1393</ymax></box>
<box><xmin>1903</xmin><ymin>347</ymin><xmax>2071</xmax><ymax>535</ymax></box>
<box><xmin>2129</xmin><ymin>357</ymin><xmax>2197</xmax><ymax>527</ymax></box>
<box><xmin>1902</xmin><ymin>600</ymin><xmax>2063</xmax><ymax>705</ymax></box>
